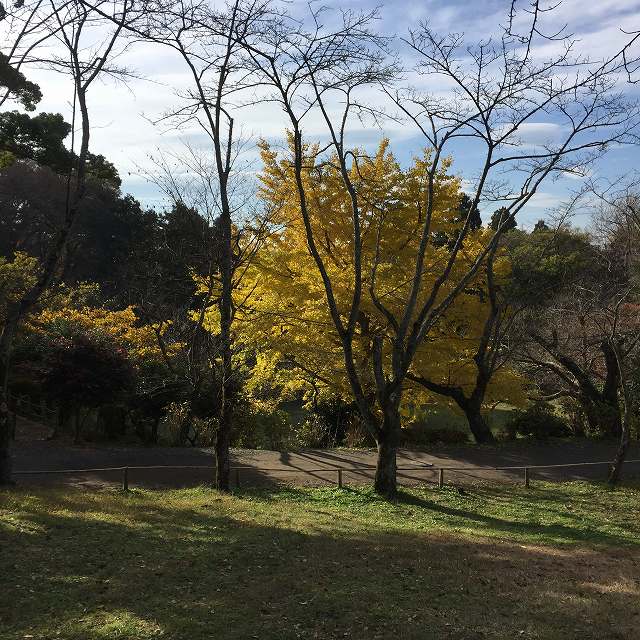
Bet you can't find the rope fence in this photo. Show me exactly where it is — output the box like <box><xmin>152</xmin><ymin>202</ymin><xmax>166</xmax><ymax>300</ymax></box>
<box><xmin>12</xmin><ymin>459</ymin><xmax>640</xmax><ymax>491</ymax></box>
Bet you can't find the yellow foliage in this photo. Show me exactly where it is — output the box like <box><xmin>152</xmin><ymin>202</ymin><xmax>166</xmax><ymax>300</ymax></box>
<box><xmin>0</xmin><ymin>252</ymin><xmax>39</xmax><ymax>322</ymax></box>
<box><xmin>204</xmin><ymin>139</ymin><xmax>526</xmax><ymax>413</ymax></box>
<box><xmin>26</xmin><ymin>305</ymin><xmax>175</xmax><ymax>364</ymax></box>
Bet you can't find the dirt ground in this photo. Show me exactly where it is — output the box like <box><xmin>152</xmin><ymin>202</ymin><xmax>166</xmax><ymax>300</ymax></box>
<box><xmin>9</xmin><ymin>417</ymin><xmax>640</xmax><ymax>490</ymax></box>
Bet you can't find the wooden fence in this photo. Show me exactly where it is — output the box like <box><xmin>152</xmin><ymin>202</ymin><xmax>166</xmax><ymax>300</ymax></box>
<box><xmin>12</xmin><ymin>459</ymin><xmax>640</xmax><ymax>490</ymax></box>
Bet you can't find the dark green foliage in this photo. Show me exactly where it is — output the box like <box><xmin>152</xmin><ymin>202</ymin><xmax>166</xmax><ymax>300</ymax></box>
<box><xmin>0</xmin><ymin>111</ymin><xmax>121</xmax><ymax>188</ymax></box>
<box><xmin>533</xmin><ymin>219</ymin><xmax>550</xmax><ymax>232</ymax></box>
<box><xmin>489</xmin><ymin>206</ymin><xmax>517</xmax><ymax>231</ymax></box>
<box><xmin>0</xmin><ymin>161</ymin><xmax>150</xmax><ymax>296</ymax></box>
<box><xmin>0</xmin><ymin>53</ymin><xmax>42</xmax><ymax>111</ymax></box>
<box><xmin>157</xmin><ymin>201</ymin><xmax>222</xmax><ymax>307</ymax></box>
<box><xmin>65</xmin><ymin>192</ymin><xmax>159</xmax><ymax>300</ymax></box>
<box><xmin>504</xmin><ymin>226</ymin><xmax>599</xmax><ymax>306</ymax></box>
<box><xmin>459</xmin><ymin>192</ymin><xmax>481</xmax><ymax>230</ymax></box>
<box><xmin>505</xmin><ymin>403</ymin><xmax>572</xmax><ymax>440</ymax></box>
<box><xmin>402</xmin><ymin>424</ymin><xmax>470</xmax><ymax>446</ymax></box>
<box><xmin>0</xmin><ymin>111</ymin><xmax>72</xmax><ymax>171</ymax></box>
<box><xmin>231</xmin><ymin>400</ymin><xmax>291</xmax><ymax>450</ymax></box>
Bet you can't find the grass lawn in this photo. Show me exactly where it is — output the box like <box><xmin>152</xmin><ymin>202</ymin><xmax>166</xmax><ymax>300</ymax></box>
<box><xmin>1</xmin><ymin>482</ymin><xmax>639</xmax><ymax>640</ymax></box>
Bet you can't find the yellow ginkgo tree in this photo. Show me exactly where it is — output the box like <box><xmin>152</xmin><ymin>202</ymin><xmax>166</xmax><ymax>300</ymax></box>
<box><xmin>218</xmin><ymin>139</ymin><xmax>524</xmax><ymax>464</ymax></box>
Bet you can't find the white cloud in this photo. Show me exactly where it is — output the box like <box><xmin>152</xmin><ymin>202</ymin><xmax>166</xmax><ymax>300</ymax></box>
<box><xmin>3</xmin><ymin>0</ymin><xmax>639</xmax><ymax>208</ymax></box>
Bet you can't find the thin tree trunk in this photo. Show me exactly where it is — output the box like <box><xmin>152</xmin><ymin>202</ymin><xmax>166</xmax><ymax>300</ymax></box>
<box><xmin>151</xmin><ymin>415</ymin><xmax>160</xmax><ymax>445</ymax></box>
<box><xmin>215</xmin><ymin>198</ymin><xmax>234</xmax><ymax>491</ymax></box>
<box><xmin>609</xmin><ymin>421</ymin><xmax>630</xmax><ymax>485</ymax></box>
<box><xmin>0</xmin><ymin>394</ymin><xmax>12</xmax><ymax>484</ymax></box>
<box><xmin>178</xmin><ymin>407</ymin><xmax>193</xmax><ymax>446</ymax></box>
<box><xmin>215</xmin><ymin>411</ymin><xmax>231</xmax><ymax>491</ymax></box>
<box><xmin>608</xmin><ymin>342</ymin><xmax>631</xmax><ymax>486</ymax></box>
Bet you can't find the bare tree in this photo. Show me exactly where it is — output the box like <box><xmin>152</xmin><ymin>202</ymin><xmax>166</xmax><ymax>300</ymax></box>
<box><xmin>587</xmin><ymin>178</ymin><xmax>640</xmax><ymax>483</ymax></box>
<box><xmin>246</xmin><ymin>2</ymin><xmax>640</xmax><ymax>496</ymax></box>
<box><xmin>136</xmin><ymin>143</ymin><xmax>269</xmax><ymax>451</ymax></box>
<box><xmin>0</xmin><ymin>0</ymin><xmax>72</xmax><ymax>110</ymax></box>
<box><xmin>86</xmin><ymin>0</ymin><xmax>274</xmax><ymax>489</ymax></box>
<box><xmin>0</xmin><ymin>0</ymin><xmax>132</xmax><ymax>484</ymax></box>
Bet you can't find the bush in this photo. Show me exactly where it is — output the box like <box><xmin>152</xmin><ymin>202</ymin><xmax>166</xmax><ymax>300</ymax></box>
<box><xmin>343</xmin><ymin>415</ymin><xmax>376</xmax><ymax>448</ymax></box>
<box><xmin>505</xmin><ymin>403</ymin><xmax>572</xmax><ymax>440</ymax></box>
<box><xmin>231</xmin><ymin>399</ymin><xmax>292</xmax><ymax>450</ymax></box>
<box><xmin>401</xmin><ymin>423</ymin><xmax>470</xmax><ymax>446</ymax></box>
<box><xmin>291</xmin><ymin>414</ymin><xmax>335</xmax><ymax>448</ymax></box>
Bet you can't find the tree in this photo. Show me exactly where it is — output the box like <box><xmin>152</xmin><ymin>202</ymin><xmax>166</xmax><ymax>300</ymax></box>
<box><xmin>0</xmin><ymin>110</ymin><xmax>121</xmax><ymax>187</ymax></box>
<box><xmin>0</xmin><ymin>52</ymin><xmax>41</xmax><ymax>110</ymax></box>
<box><xmin>0</xmin><ymin>0</ymin><xmax>133</xmax><ymax>484</ymax></box>
<box><xmin>408</xmin><ymin>244</ymin><xmax>525</xmax><ymax>444</ymax></box>
<box><xmin>13</xmin><ymin>301</ymin><xmax>175</xmax><ymax>440</ymax></box>
<box><xmin>489</xmin><ymin>208</ymin><xmax>516</xmax><ymax>233</ymax></box>
<box><xmin>512</xmin><ymin>226</ymin><xmax>625</xmax><ymax>437</ymax></box>
<box><xmin>228</xmin><ymin>140</ymin><xmax>525</xmax><ymax>446</ymax></box>
<box><xmin>94</xmin><ymin>0</ymin><xmax>273</xmax><ymax>489</ymax></box>
<box><xmin>246</xmin><ymin>2</ymin><xmax>640</xmax><ymax>496</ymax></box>
<box><xmin>583</xmin><ymin>178</ymin><xmax>640</xmax><ymax>483</ymax></box>
<box><xmin>0</xmin><ymin>111</ymin><xmax>72</xmax><ymax>170</ymax></box>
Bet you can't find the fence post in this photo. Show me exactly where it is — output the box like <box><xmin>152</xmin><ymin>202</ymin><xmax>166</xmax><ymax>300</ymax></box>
<box><xmin>524</xmin><ymin>467</ymin><xmax>530</xmax><ymax>488</ymax></box>
<box><xmin>122</xmin><ymin>466</ymin><xmax>129</xmax><ymax>491</ymax></box>
<box><xmin>438</xmin><ymin>468</ymin><xmax>444</xmax><ymax>489</ymax></box>
<box><xmin>235</xmin><ymin>468</ymin><xmax>241</xmax><ymax>489</ymax></box>
<box><xmin>337</xmin><ymin>468</ymin><xmax>343</xmax><ymax>488</ymax></box>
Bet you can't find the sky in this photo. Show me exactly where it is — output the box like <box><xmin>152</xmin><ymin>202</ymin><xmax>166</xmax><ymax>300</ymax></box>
<box><xmin>7</xmin><ymin>0</ymin><xmax>640</xmax><ymax>227</ymax></box>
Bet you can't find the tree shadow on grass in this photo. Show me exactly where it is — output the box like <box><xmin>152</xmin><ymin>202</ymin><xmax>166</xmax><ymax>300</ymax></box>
<box><xmin>1</xmin><ymin>488</ymin><xmax>638</xmax><ymax>640</ymax></box>
<box><xmin>241</xmin><ymin>484</ymin><xmax>640</xmax><ymax>548</ymax></box>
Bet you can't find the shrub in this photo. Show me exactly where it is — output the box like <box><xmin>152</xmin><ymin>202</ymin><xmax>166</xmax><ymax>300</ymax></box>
<box><xmin>343</xmin><ymin>415</ymin><xmax>376</xmax><ymax>448</ymax></box>
<box><xmin>231</xmin><ymin>399</ymin><xmax>292</xmax><ymax>450</ymax></box>
<box><xmin>505</xmin><ymin>403</ymin><xmax>572</xmax><ymax>440</ymax></box>
<box><xmin>402</xmin><ymin>423</ymin><xmax>470</xmax><ymax>447</ymax></box>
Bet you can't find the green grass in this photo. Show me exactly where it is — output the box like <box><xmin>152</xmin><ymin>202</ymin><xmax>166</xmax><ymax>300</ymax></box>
<box><xmin>1</xmin><ymin>482</ymin><xmax>639</xmax><ymax>639</ymax></box>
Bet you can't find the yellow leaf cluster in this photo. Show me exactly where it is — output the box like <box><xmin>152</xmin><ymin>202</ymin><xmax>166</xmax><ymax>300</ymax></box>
<box><xmin>27</xmin><ymin>305</ymin><xmax>174</xmax><ymax>363</ymax></box>
<box><xmin>206</xmin><ymin>139</ymin><xmax>526</xmax><ymax>413</ymax></box>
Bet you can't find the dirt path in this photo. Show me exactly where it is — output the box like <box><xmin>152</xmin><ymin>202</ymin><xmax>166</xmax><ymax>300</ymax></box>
<box><xmin>9</xmin><ymin>418</ymin><xmax>640</xmax><ymax>490</ymax></box>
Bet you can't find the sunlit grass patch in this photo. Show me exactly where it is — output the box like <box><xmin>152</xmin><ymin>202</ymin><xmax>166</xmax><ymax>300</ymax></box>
<box><xmin>1</xmin><ymin>481</ymin><xmax>638</xmax><ymax>640</ymax></box>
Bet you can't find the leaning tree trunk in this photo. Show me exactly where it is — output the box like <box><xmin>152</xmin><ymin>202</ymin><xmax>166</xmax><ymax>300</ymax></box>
<box><xmin>462</xmin><ymin>401</ymin><xmax>495</xmax><ymax>445</ymax></box>
<box><xmin>609</xmin><ymin>418</ymin><xmax>630</xmax><ymax>486</ymax></box>
<box><xmin>608</xmin><ymin>342</ymin><xmax>631</xmax><ymax>487</ymax></box>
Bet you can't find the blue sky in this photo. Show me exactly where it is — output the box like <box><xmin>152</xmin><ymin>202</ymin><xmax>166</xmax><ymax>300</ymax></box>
<box><xmin>14</xmin><ymin>0</ymin><xmax>640</xmax><ymax>228</ymax></box>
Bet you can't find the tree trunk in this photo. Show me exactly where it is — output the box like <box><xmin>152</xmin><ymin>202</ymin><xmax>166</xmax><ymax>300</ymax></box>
<box><xmin>0</xmin><ymin>394</ymin><xmax>12</xmax><ymax>484</ymax></box>
<box><xmin>608</xmin><ymin>342</ymin><xmax>631</xmax><ymax>486</ymax></box>
<box><xmin>151</xmin><ymin>416</ymin><xmax>160</xmax><ymax>445</ymax></box>
<box><xmin>216</xmin><ymin>171</ymin><xmax>234</xmax><ymax>491</ymax></box>
<box><xmin>601</xmin><ymin>340</ymin><xmax>621</xmax><ymax>438</ymax></box>
<box><xmin>73</xmin><ymin>408</ymin><xmax>83</xmax><ymax>444</ymax></box>
<box><xmin>608</xmin><ymin>423</ymin><xmax>630</xmax><ymax>486</ymax></box>
<box><xmin>178</xmin><ymin>408</ymin><xmax>193</xmax><ymax>446</ymax></box>
<box><xmin>215</xmin><ymin>413</ymin><xmax>231</xmax><ymax>491</ymax></box>
<box><xmin>463</xmin><ymin>403</ymin><xmax>495</xmax><ymax>444</ymax></box>
<box><xmin>374</xmin><ymin>407</ymin><xmax>400</xmax><ymax>498</ymax></box>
